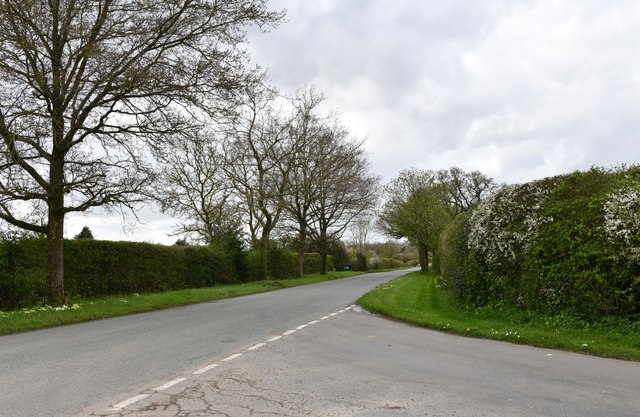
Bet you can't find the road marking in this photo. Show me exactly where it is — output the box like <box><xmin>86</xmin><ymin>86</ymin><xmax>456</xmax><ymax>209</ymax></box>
<box><xmin>112</xmin><ymin>394</ymin><xmax>149</xmax><ymax>410</ymax></box>
<box><xmin>110</xmin><ymin>307</ymin><xmax>355</xmax><ymax>411</ymax></box>
<box><xmin>222</xmin><ymin>353</ymin><xmax>242</xmax><ymax>362</ymax></box>
<box><xmin>154</xmin><ymin>377</ymin><xmax>187</xmax><ymax>391</ymax></box>
<box><xmin>193</xmin><ymin>363</ymin><xmax>219</xmax><ymax>375</ymax></box>
<box><xmin>248</xmin><ymin>342</ymin><xmax>266</xmax><ymax>351</ymax></box>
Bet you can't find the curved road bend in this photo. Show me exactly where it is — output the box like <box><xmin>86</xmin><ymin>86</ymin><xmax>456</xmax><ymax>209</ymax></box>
<box><xmin>83</xmin><ymin>305</ymin><xmax>640</xmax><ymax>417</ymax></box>
<box><xmin>0</xmin><ymin>269</ymin><xmax>408</xmax><ymax>417</ymax></box>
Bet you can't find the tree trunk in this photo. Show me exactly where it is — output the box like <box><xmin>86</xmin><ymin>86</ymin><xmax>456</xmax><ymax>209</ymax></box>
<box><xmin>47</xmin><ymin>151</ymin><xmax>66</xmax><ymax>305</ymax></box>
<box><xmin>258</xmin><ymin>237</ymin><xmax>269</xmax><ymax>280</ymax></box>
<box><xmin>296</xmin><ymin>225</ymin><xmax>306</xmax><ymax>278</ymax></box>
<box><xmin>47</xmin><ymin>199</ymin><xmax>66</xmax><ymax>305</ymax></box>
<box><xmin>318</xmin><ymin>231</ymin><xmax>327</xmax><ymax>275</ymax></box>
<box><xmin>418</xmin><ymin>243</ymin><xmax>429</xmax><ymax>274</ymax></box>
<box><xmin>319</xmin><ymin>248</ymin><xmax>327</xmax><ymax>275</ymax></box>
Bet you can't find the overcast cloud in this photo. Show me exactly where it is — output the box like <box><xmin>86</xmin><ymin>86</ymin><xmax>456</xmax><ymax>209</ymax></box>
<box><xmin>69</xmin><ymin>0</ymin><xmax>640</xmax><ymax>243</ymax></box>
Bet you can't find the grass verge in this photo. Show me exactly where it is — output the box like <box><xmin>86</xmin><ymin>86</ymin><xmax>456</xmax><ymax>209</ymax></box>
<box><xmin>357</xmin><ymin>271</ymin><xmax>640</xmax><ymax>361</ymax></box>
<box><xmin>0</xmin><ymin>270</ymin><xmax>364</xmax><ymax>336</ymax></box>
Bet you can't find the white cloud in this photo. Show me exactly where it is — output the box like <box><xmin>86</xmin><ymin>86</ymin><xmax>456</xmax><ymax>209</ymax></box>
<box><xmin>248</xmin><ymin>0</ymin><xmax>640</xmax><ymax>186</ymax></box>
<box><xmin>57</xmin><ymin>0</ymin><xmax>640</xmax><ymax>242</ymax></box>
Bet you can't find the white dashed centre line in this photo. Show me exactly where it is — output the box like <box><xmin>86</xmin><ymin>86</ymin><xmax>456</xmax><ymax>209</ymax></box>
<box><xmin>222</xmin><ymin>353</ymin><xmax>243</xmax><ymax>362</ymax></box>
<box><xmin>247</xmin><ymin>342</ymin><xmax>267</xmax><ymax>351</ymax></box>
<box><xmin>112</xmin><ymin>394</ymin><xmax>150</xmax><ymax>410</ymax></box>
<box><xmin>154</xmin><ymin>377</ymin><xmax>187</xmax><ymax>392</ymax></box>
<box><xmin>110</xmin><ymin>306</ymin><xmax>355</xmax><ymax>411</ymax></box>
<box><xmin>193</xmin><ymin>363</ymin><xmax>219</xmax><ymax>375</ymax></box>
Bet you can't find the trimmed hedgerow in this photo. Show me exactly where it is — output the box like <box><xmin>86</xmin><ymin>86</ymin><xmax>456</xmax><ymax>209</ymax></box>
<box><xmin>440</xmin><ymin>166</ymin><xmax>640</xmax><ymax>319</ymax></box>
<box><xmin>0</xmin><ymin>239</ymin><xmax>241</xmax><ymax>310</ymax></box>
<box><xmin>245</xmin><ymin>247</ymin><xmax>332</xmax><ymax>281</ymax></box>
<box><xmin>0</xmin><ymin>238</ymin><xmax>332</xmax><ymax>310</ymax></box>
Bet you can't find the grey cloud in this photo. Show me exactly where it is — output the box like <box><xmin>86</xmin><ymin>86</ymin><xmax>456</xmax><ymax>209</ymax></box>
<box><xmin>73</xmin><ymin>0</ymin><xmax>640</xmax><ymax>242</ymax></box>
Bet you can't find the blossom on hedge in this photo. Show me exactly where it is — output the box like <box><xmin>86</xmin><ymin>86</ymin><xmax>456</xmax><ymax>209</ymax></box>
<box><xmin>604</xmin><ymin>185</ymin><xmax>640</xmax><ymax>262</ymax></box>
<box><xmin>467</xmin><ymin>180</ymin><xmax>554</xmax><ymax>269</ymax></box>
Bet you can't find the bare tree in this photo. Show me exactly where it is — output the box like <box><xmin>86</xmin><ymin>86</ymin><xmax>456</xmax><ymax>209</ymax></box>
<box><xmin>222</xmin><ymin>84</ymin><xmax>299</xmax><ymax>280</ymax></box>
<box><xmin>307</xmin><ymin>130</ymin><xmax>380</xmax><ymax>274</ymax></box>
<box><xmin>158</xmin><ymin>132</ymin><xmax>240</xmax><ymax>245</ymax></box>
<box><xmin>349</xmin><ymin>213</ymin><xmax>375</xmax><ymax>270</ymax></box>
<box><xmin>350</xmin><ymin>214</ymin><xmax>374</xmax><ymax>254</ymax></box>
<box><xmin>0</xmin><ymin>0</ymin><xmax>282</xmax><ymax>303</ymax></box>
<box><xmin>437</xmin><ymin>167</ymin><xmax>501</xmax><ymax>215</ymax></box>
<box><xmin>282</xmin><ymin>86</ymin><xmax>328</xmax><ymax>277</ymax></box>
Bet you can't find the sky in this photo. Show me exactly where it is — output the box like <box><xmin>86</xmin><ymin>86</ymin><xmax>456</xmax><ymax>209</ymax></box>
<box><xmin>68</xmin><ymin>0</ymin><xmax>640</xmax><ymax>244</ymax></box>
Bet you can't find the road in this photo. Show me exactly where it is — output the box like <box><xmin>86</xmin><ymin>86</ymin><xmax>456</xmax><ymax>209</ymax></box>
<box><xmin>0</xmin><ymin>269</ymin><xmax>406</xmax><ymax>417</ymax></box>
<box><xmin>3</xmin><ymin>268</ymin><xmax>640</xmax><ymax>416</ymax></box>
<box><xmin>86</xmin><ymin>306</ymin><xmax>639</xmax><ymax>417</ymax></box>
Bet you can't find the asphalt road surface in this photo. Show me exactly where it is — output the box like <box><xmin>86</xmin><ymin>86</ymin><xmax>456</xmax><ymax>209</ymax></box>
<box><xmin>84</xmin><ymin>306</ymin><xmax>639</xmax><ymax>417</ymax></box>
<box><xmin>0</xmin><ymin>269</ymin><xmax>407</xmax><ymax>417</ymax></box>
<box><xmin>2</xmin><ymin>269</ymin><xmax>639</xmax><ymax>416</ymax></box>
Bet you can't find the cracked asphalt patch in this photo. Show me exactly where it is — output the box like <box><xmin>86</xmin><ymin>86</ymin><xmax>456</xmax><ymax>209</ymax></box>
<box><xmin>80</xmin><ymin>308</ymin><xmax>640</xmax><ymax>417</ymax></box>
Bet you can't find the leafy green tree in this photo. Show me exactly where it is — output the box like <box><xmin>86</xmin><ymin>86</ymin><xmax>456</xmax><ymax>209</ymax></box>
<box><xmin>392</xmin><ymin>187</ymin><xmax>449</xmax><ymax>272</ymax></box>
<box><xmin>380</xmin><ymin>167</ymin><xmax>497</xmax><ymax>273</ymax></box>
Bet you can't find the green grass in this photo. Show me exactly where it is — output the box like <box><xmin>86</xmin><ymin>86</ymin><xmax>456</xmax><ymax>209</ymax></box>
<box><xmin>358</xmin><ymin>271</ymin><xmax>640</xmax><ymax>361</ymax></box>
<box><xmin>0</xmin><ymin>270</ymin><xmax>364</xmax><ymax>336</ymax></box>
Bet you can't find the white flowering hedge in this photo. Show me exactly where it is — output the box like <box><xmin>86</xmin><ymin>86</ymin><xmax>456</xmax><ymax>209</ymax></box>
<box><xmin>440</xmin><ymin>166</ymin><xmax>640</xmax><ymax>318</ymax></box>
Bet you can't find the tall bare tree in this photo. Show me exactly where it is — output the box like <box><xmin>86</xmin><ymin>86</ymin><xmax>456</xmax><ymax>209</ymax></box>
<box><xmin>223</xmin><ymin>84</ymin><xmax>299</xmax><ymax>280</ymax></box>
<box><xmin>0</xmin><ymin>0</ymin><xmax>282</xmax><ymax>303</ymax></box>
<box><xmin>307</xmin><ymin>130</ymin><xmax>380</xmax><ymax>274</ymax></box>
<box><xmin>282</xmin><ymin>86</ymin><xmax>328</xmax><ymax>277</ymax></box>
<box><xmin>158</xmin><ymin>132</ymin><xmax>240</xmax><ymax>245</ymax></box>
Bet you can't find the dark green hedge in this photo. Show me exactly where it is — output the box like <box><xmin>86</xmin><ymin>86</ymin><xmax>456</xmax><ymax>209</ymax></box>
<box><xmin>439</xmin><ymin>166</ymin><xmax>640</xmax><ymax>319</ymax></box>
<box><xmin>0</xmin><ymin>238</ymin><xmax>332</xmax><ymax>310</ymax></box>
<box><xmin>0</xmin><ymin>239</ymin><xmax>240</xmax><ymax>310</ymax></box>
<box><xmin>245</xmin><ymin>248</ymin><xmax>332</xmax><ymax>280</ymax></box>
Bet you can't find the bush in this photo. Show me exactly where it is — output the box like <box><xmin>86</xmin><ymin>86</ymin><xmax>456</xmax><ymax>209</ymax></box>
<box><xmin>522</xmin><ymin>168</ymin><xmax>640</xmax><ymax>317</ymax></box>
<box><xmin>370</xmin><ymin>257</ymin><xmax>406</xmax><ymax>270</ymax></box>
<box><xmin>245</xmin><ymin>246</ymin><xmax>331</xmax><ymax>281</ymax></box>
<box><xmin>439</xmin><ymin>166</ymin><xmax>640</xmax><ymax>319</ymax></box>
<box><xmin>0</xmin><ymin>238</ymin><xmax>241</xmax><ymax>310</ymax></box>
<box><xmin>0</xmin><ymin>236</ymin><xmax>335</xmax><ymax>310</ymax></box>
